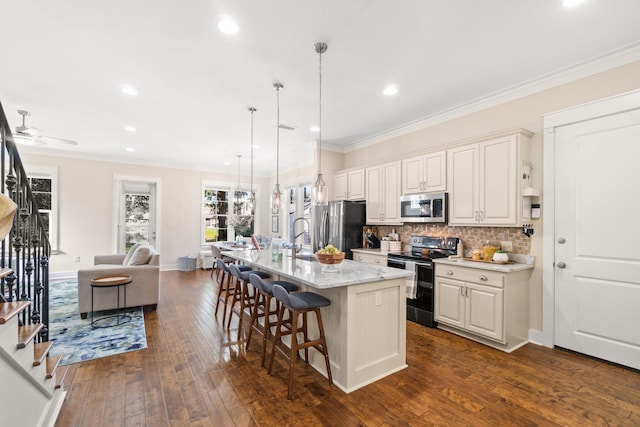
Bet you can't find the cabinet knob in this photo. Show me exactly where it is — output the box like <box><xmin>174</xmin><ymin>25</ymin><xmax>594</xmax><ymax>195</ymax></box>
<box><xmin>557</xmin><ymin>237</ymin><xmax>566</xmax><ymax>244</ymax></box>
<box><xmin>446</xmin><ymin>270</ymin><xmax>453</xmax><ymax>275</ymax></box>
<box><xmin>479</xmin><ymin>275</ymin><xmax>488</xmax><ymax>281</ymax></box>
<box><xmin>375</xmin><ymin>259</ymin><xmax>380</xmax><ymax>264</ymax></box>
<box><xmin>556</xmin><ymin>262</ymin><xmax>566</xmax><ymax>269</ymax></box>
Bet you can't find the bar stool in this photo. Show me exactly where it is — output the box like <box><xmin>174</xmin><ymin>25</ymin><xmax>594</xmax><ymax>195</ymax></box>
<box><xmin>268</xmin><ymin>284</ymin><xmax>333</xmax><ymax>400</ymax></box>
<box><xmin>246</xmin><ymin>274</ymin><xmax>299</xmax><ymax>367</ymax></box>
<box><xmin>214</xmin><ymin>258</ymin><xmax>250</xmax><ymax>325</ymax></box>
<box><xmin>226</xmin><ymin>264</ymin><xmax>270</xmax><ymax>337</ymax></box>
<box><xmin>210</xmin><ymin>245</ymin><xmax>235</xmax><ymax>279</ymax></box>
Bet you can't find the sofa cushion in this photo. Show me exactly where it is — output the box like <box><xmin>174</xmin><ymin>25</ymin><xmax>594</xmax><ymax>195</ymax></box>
<box><xmin>127</xmin><ymin>245</ymin><xmax>153</xmax><ymax>265</ymax></box>
<box><xmin>122</xmin><ymin>242</ymin><xmax>144</xmax><ymax>265</ymax></box>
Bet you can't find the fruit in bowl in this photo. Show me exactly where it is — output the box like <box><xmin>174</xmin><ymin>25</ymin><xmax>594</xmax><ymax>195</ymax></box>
<box><xmin>316</xmin><ymin>244</ymin><xmax>346</xmax><ymax>265</ymax></box>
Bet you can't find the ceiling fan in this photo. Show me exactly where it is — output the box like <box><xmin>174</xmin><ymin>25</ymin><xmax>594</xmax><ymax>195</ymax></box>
<box><xmin>12</xmin><ymin>110</ymin><xmax>78</xmax><ymax>146</ymax></box>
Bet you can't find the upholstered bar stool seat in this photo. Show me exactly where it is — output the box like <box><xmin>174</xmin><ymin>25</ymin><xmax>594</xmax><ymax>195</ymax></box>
<box><xmin>214</xmin><ymin>259</ymin><xmax>251</xmax><ymax>325</ymax></box>
<box><xmin>268</xmin><ymin>284</ymin><xmax>333</xmax><ymax>400</ymax></box>
<box><xmin>226</xmin><ymin>264</ymin><xmax>271</xmax><ymax>337</ymax></box>
<box><xmin>246</xmin><ymin>274</ymin><xmax>299</xmax><ymax>367</ymax></box>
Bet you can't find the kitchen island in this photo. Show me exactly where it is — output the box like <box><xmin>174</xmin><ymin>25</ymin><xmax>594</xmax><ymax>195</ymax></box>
<box><xmin>224</xmin><ymin>249</ymin><xmax>413</xmax><ymax>393</ymax></box>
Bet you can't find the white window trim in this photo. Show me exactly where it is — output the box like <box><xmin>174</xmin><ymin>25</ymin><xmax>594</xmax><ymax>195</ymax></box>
<box><xmin>24</xmin><ymin>163</ymin><xmax>58</xmax><ymax>253</ymax></box>
<box><xmin>112</xmin><ymin>175</ymin><xmax>162</xmax><ymax>255</ymax></box>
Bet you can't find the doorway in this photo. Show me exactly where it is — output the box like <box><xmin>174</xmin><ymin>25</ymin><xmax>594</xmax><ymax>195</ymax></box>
<box><xmin>114</xmin><ymin>176</ymin><xmax>160</xmax><ymax>254</ymax></box>
<box><xmin>543</xmin><ymin>90</ymin><xmax>640</xmax><ymax>369</ymax></box>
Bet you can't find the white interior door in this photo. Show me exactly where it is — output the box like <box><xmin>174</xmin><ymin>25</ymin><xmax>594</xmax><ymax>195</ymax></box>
<box><xmin>554</xmin><ymin>108</ymin><xmax>640</xmax><ymax>369</ymax></box>
<box><xmin>117</xmin><ymin>180</ymin><xmax>158</xmax><ymax>252</ymax></box>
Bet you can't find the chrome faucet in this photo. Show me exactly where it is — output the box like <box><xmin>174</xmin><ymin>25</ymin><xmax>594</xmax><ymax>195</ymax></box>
<box><xmin>291</xmin><ymin>217</ymin><xmax>310</xmax><ymax>262</ymax></box>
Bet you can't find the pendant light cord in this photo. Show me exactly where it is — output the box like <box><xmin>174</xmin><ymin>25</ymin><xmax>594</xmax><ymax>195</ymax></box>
<box><xmin>317</xmin><ymin>47</ymin><xmax>322</xmax><ymax>174</ymax></box>
<box><xmin>275</xmin><ymin>84</ymin><xmax>281</xmax><ymax>186</ymax></box>
<box><xmin>249</xmin><ymin>107</ymin><xmax>255</xmax><ymax>198</ymax></box>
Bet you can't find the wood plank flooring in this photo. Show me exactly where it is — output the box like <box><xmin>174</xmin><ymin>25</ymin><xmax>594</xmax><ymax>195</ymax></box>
<box><xmin>55</xmin><ymin>270</ymin><xmax>640</xmax><ymax>426</ymax></box>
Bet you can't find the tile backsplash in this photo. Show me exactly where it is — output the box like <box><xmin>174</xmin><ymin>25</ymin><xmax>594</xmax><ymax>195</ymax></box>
<box><xmin>375</xmin><ymin>224</ymin><xmax>531</xmax><ymax>255</ymax></box>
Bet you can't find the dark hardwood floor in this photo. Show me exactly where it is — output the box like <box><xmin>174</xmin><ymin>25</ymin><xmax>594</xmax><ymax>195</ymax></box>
<box><xmin>55</xmin><ymin>270</ymin><xmax>640</xmax><ymax>426</ymax></box>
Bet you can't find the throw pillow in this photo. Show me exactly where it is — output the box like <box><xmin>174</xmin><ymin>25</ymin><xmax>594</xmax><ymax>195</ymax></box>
<box><xmin>122</xmin><ymin>242</ymin><xmax>144</xmax><ymax>265</ymax></box>
<box><xmin>127</xmin><ymin>245</ymin><xmax>153</xmax><ymax>265</ymax></box>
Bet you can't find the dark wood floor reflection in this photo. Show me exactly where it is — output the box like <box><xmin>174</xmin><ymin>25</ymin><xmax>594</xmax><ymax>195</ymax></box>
<box><xmin>56</xmin><ymin>270</ymin><xmax>640</xmax><ymax>426</ymax></box>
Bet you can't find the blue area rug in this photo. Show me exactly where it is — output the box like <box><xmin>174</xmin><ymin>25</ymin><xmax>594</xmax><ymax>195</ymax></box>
<box><xmin>48</xmin><ymin>279</ymin><xmax>147</xmax><ymax>365</ymax></box>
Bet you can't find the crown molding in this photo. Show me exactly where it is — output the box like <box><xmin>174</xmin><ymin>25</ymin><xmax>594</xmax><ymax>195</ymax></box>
<box><xmin>343</xmin><ymin>41</ymin><xmax>640</xmax><ymax>153</ymax></box>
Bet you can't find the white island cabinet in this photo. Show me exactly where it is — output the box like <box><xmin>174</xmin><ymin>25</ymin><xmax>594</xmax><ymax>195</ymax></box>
<box><xmin>433</xmin><ymin>258</ymin><xmax>533</xmax><ymax>353</ymax></box>
<box><xmin>224</xmin><ymin>250</ymin><xmax>411</xmax><ymax>393</ymax></box>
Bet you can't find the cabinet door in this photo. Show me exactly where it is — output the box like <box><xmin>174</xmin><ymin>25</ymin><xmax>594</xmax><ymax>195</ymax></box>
<box><xmin>424</xmin><ymin>151</ymin><xmax>447</xmax><ymax>192</ymax></box>
<box><xmin>348</xmin><ymin>169</ymin><xmax>366</xmax><ymax>200</ymax></box>
<box><xmin>465</xmin><ymin>283</ymin><xmax>504</xmax><ymax>342</ymax></box>
<box><xmin>448</xmin><ymin>144</ymin><xmax>479</xmax><ymax>224</ymax></box>
<box><xmin>435</xmin><ymin>278</ymin><xmax>466</xmax><ymax>328</ymax></box>
<box><xmin>365</xmin><ymin>165</ymin><xmax>382</xmax><ymax>224</ymax></box>
<box><xmin>382</xmin><ymin>161</ymin><xmax>401</xmax><ymax>223</ymax></box>
<box><xmin>334</xmin><ymin>172</ymin><xmax>348</xmax><ymax>200</ymax></box>
<box><xmin>402</xmin><ymin>156</ymin><xmax>424</xmax><ymax>195</ymax></box>
<box><xmin>480</xmin><ymin>136</ymin><xmax>517</xmax><ymax>225</ymax></box>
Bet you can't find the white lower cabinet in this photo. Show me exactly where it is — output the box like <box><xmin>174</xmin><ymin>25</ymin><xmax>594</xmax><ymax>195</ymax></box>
<box><xmin>434</xmin><ymin>263</ymin><xmax>531</xmax><ymax>352</ymax></box>
<box><xmin>352</xmin><ymin>251</ymin><xmax>387</xmax><ymax>266</ymax></box>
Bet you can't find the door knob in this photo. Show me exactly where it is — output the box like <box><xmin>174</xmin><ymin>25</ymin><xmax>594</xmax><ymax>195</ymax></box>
<box><xmin>556</xmin><ymin>262</ymin><xmax>566</xmax><ymax>269</ymax></box>
<box><xmin>557</xmin><ymin>237</ymin><xmax>566</xmax><ymax>244</ymax></box>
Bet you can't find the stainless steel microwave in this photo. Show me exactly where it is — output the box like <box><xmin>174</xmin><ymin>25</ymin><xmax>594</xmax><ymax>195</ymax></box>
<box><xmin>400</xmin><ymin>192</ymin><xmax>447</xmax><ymax>223</ymax></box>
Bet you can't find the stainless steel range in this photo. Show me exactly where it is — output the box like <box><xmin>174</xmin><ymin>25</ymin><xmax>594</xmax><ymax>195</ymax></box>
<box><xmin>387</xmin><ymin>235</ymin><xmax>459</xmax><ymax>327</ymax></box>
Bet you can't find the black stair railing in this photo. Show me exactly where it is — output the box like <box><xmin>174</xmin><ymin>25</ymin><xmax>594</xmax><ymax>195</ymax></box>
<box><xmin>0</xmin><ymin>100</ymin><xmax>51</xmax><ymax>342</ymax></box>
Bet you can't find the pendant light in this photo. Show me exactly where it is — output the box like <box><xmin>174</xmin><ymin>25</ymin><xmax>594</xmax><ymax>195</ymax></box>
<box><xmin>271</xmin><ymin>82</ymin><xmax>283</xmax><ymax>213</ymax></box>
<box><xmin>312</xmin><ymin>42</ymin><xmax>328</xmax><ymax>206</ymax></box>
<box><xmin>235</xmin><ymin>154</ymin><xmax>243</xmax><ymax>213</ymax></box>
<box><xmin>248</xmin><ymin>107</ymin><xmax>256</xmax><ymax>208</ymax></box>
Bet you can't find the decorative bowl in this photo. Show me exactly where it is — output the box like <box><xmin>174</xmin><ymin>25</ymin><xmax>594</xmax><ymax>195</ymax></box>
<box><xmin>316</xmin><ymin>252</ymin><xmax>346</xmax><ymax>265</ymax></box>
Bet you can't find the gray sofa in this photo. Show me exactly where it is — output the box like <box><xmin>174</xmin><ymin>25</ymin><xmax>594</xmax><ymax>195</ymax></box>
<box><xmin>77</xmin><ymin>252</ymin><xmax>160</xmax><ymax>318</ymax></box>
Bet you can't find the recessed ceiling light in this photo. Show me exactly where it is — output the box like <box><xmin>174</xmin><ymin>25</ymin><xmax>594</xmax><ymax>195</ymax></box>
<box><xmin>121</xmin><ymin>85</ymin><xmax>138</xmax><ymax>96</ymax></box>
<box><xmin>124</xmin><ymin>125</ymin><xmax>137</xmax><ymax>132</ymax></box>
<box><xmin>126</xmin><ymin>147</ymin><xmax>135</xmax><ymax>152</ymax></box>
<box><xmin>309</xmin><ymin>125</ymin><xmax>320</xmax><ymax>132</ymax></box>
<box><xmin>563</xmin><ymin>0</ymin><xmax>586</xmax><ymax>6</ymax></box>
<box><xmin>223</xmin><ymin>161</ymin><xmax>231</xmax><ymax>166</ymax></box>
<box><xmin>383</xmin><ymin>84</ymin><xmax>398</xmax><ymax>96</ymax></box>
<box><xmin>218</xmin><ymin>15</ymin><xmax>239</xmax><ymax>35</ymax></box>
<box><xmin>251</xmin><ymin>144</ymin><xmax>260</xmax><ymax>149</ymax></box>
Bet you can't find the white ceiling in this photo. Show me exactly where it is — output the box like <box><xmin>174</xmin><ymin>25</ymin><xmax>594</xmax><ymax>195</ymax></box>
<box><xmin>1</xmin><ymin>0</ymin><xmax>640</xmax><ymax>177</ymax></box>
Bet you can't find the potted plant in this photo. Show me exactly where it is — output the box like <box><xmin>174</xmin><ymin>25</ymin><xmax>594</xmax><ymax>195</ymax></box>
<box><xmin>492</xmin><ymin>250</ymin><xmax>509</xmax><ymax>263</ymax></box>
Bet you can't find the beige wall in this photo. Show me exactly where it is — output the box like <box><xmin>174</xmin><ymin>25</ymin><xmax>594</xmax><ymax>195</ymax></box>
<box><xmin>341</xmin><ymin>60</ymin><xmax>640</xmax><ymax>331</ymax></box>
<box><xmin>21</xmin><ymin>153</ymin><xmax>272</xmax><ymax>274</ymax></box>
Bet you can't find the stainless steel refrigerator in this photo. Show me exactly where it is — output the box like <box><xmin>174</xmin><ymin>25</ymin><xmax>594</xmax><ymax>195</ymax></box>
<box><xmin>311</xmin><ymin>200</ymin><xmax>366</xmax><ymax>260</ymax></box>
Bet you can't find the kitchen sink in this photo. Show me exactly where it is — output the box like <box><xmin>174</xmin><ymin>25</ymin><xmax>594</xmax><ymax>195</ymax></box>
<box><xmin>290</xmin><ymin>253</ymin><xmax>316</xmax><ymax>262</ymax></box>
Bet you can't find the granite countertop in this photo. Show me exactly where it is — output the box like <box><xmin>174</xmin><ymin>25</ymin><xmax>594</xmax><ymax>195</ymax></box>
<box><xmin>224</xmin><ymin>250</ymin><xmax>413</xmax><ymax>289</ymax></box>
<box><xmin>433</xmin><ymin>257</ymin><xmax>534</xmax><ymax>273</ymax></box>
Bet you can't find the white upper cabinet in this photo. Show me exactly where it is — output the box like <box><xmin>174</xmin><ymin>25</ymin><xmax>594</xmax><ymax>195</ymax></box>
<box><xmin>366</xmin><ymin>161</ymin><xmax>401</xmax><ymax>225</ymax></box>
<box><xmin>402</xmin><ymin>150</ymin><xmax>447</xmax><ymax>194</ymax></box>
<box><xmin>333</xmin><ymin>168</ymin><xmax>365</xmax><ymax>201</ymax></box>
<box><xmin>447</xmin><ymin>130</ymin><xmax>531</xmax><ymax>226</ymax></box>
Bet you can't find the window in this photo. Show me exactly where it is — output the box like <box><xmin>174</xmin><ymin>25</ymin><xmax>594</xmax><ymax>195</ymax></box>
<box><xmin>202</xmin><ymin>182</ymin><xmax>255</xmax><ymax>243</ymax></box>
<box><xmin>25</xmin><ymin>164</ymin><xmax>58</xmax><ymax>252</ymax></box>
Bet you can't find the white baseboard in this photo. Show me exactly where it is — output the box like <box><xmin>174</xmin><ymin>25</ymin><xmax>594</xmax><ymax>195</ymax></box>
<box><xmin>528</xmin><ymin>329</ymin><xmax>553</xmax><ymax>348</ymax></box>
